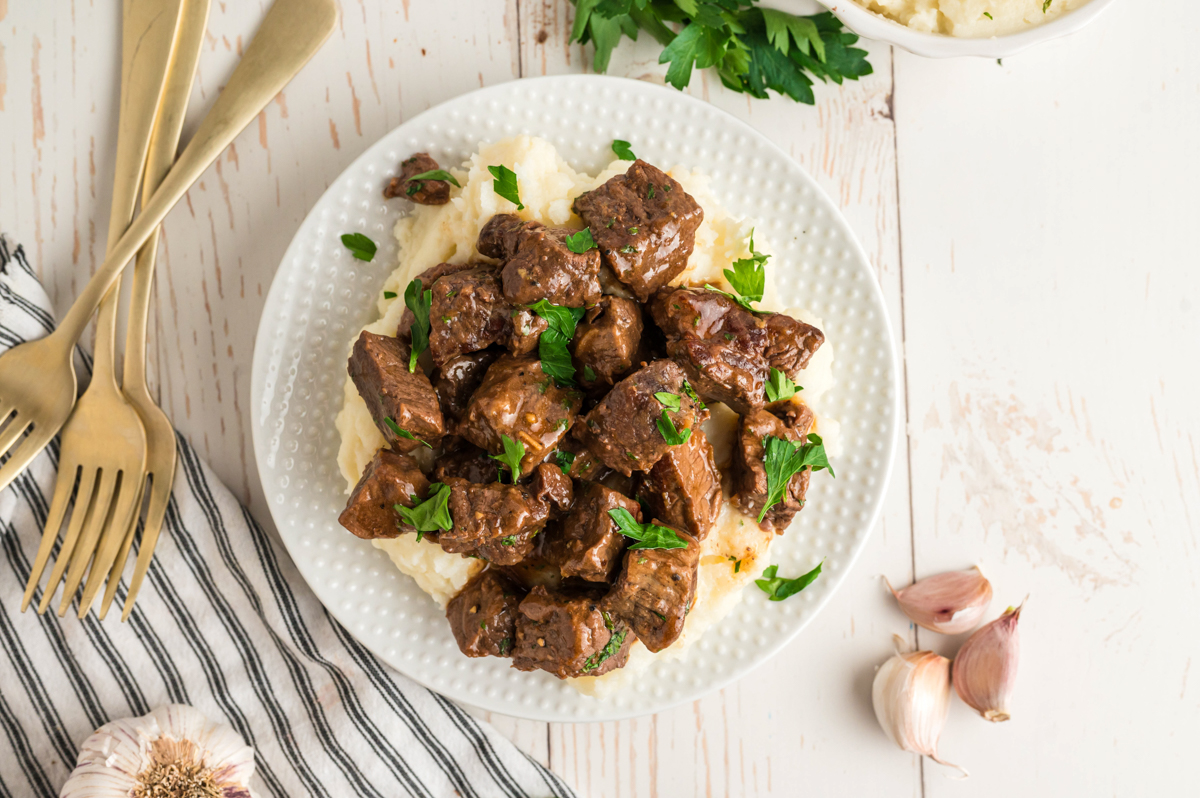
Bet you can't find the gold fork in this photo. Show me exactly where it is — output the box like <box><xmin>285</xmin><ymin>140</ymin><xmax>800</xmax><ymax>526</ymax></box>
<box><xmin>0</xmin><ymin>0</ymin><xmax>339</xmax><ymax>501</ymax></box>
<box><xmin>96</xmin><ymin>0</ymin><xmax>211</xmax><ymax>621</ymax></box>
<box><xmin>21</xmin><ymin>0</ymin><xmax>185</xmax><ymax>616</ymax></box>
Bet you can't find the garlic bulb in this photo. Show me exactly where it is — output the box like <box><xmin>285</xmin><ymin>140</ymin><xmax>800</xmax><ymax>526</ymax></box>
<box><xmin>953</xmin><ymin>601</ymin><xmax>1024</xmax><ymax>722</ymax></box>
<box><xmin>872</xmin><ymin>637</ymin><xmax>966</xmax><ymax>776</ymax></box>
<box><xmin>62</xmin><ymin>704</ymin><xmax>259</xmax><ymax>798</ymax></box>
<box><xmin>885</xmin><ymin>566</ymin><xmax>992</xmax><ymax>635</ymax></box>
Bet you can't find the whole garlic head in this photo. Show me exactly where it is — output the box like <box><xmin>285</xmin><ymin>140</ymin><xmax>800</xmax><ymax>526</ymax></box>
<box><xmin>62</xmin><ymin>704</ymin><xmax>259</xmax><ymax>798</ymax></box>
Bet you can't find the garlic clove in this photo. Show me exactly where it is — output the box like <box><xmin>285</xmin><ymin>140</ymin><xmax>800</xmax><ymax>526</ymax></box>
<box><xmin>62</xmin><ymin>704</ymin><xmax>259</xmax><ymax>798</ymax></box>
<box><xmin>885</xmin><ymin>566</ymin><xmax>993</xmax><ymax>635</ymax></box>
<box><xmin>953</xmin><ymin>600</ymin><xmax>1024</xmax><ymax>722</ymax></box>
<box><xmin>872</xmin><ymin>637</ymin><xmax>967</xmax><ymax>776</ymax></box>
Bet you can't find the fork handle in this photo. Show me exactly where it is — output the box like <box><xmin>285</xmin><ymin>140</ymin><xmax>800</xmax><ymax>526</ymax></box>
<box><xmin>54</xmin><ymin>0</ymin><xmax>338</xmax><ymax>348</ymax></box>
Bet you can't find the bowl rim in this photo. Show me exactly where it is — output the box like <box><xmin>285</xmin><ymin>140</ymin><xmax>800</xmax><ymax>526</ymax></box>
<box><xmin>822</xmin><ymin>0</ymin><xmax>1118</xmax><ymax>58</ymax></box>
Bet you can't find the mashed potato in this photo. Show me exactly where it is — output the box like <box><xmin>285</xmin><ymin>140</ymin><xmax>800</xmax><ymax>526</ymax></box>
<box><xmin>857</xmin><ymin>0</ymin><xmax>1090</xmax><ymax>36</ymax></box>
<box><xmin>335</xmin><ymin>136</ymin><xmax>837</xmax><ymax>691</ymax></box>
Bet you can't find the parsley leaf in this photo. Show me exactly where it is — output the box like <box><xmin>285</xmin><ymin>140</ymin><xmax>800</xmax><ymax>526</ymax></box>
<box><xmin>655</xmin><ymin>391</ymin><xmax>681</xmax><ymax>411</ymax></box>
<box><xmin>566</xmin><ymin>228</ymin><xmax>598</xmax><ymax>253</ymax></box>
<box><xmin>491</xmin><ymin>434</ymin><xmax>526</xmax><ymax>483</ymax></box>
<box><xmin>657</xmin><ymin>410</ymin><xmax>692</xmax><ymax>446</ymax></box>
<box><xmin>395</xmin><ymin>482</ymin><xmax>453</xmax><ymax>533</ymax></box>
<box><xmin>555</xmin><ymin>450</ymin><xmax>576</xmax><ymax>474</ymax></box>
<box><xmin>1042</xmin><ymin>0</ymin><xmax>1051</xmax><ymax>11</ymax></box>
<box><xmin>607</xmin><ymin>508</ymin><xmax>689</xmax><ymax>550</ymax></box>
<box><xmin>755</xmin><ymin>561</ymin><xmax>822</xmax><ymax>601</ymax></box>
<box><xmin>384</xmin><ymin>416</ymin><xmax>431</xmax><ymax>448</ymax></box>
<box><xmin>760</xmin><ymin>433</ymin><xmax>834</xmax><ymax>521</ymax></box>
<box><xmin>611</xmin><ymin>139</ymin><xmax>636</xmax><ymax>161</ymax></box>
<box><xmin>704</xmin><ymin>230</ymin><xmax>769</xmax><ymax>311</ymax></box>
<box><xmin>527</xmin><ymin>299</ymin><xmax>586</xmax><ymax>385</ymax></box>
<box><xmin>582</xmin><ymin>627</ymin><xmax>628</xmax><ymax>673</ymax></box>
<box><xmin>583</xmin><ymin>365</ymin><xmax>597</xmax><ymax>382</ymax></box>
<box><xmin>383</xmin><ymin>291</ymin><xmax>397</xmax><ymax>299</ymax></box>
<box><xmin>403</xmin><ymin>278</ymin><xmax>433</xmax><ymax>372</ymax></box>
<box><xmin>488</xmin><ymin>164</ymin><xmax>524</xmax><ymax>210</ymax></box>
<box><xmin>406</xmin><ymin>168</ymin><xmax>461</xmax><ymax>188</ymax></box>
<box><xmin>499</xmin><ymin>637</ymin><xmax>513</xmax><ymax>656</ymax></box>
<box><xmin>341</xmin><ymin>232</ymin><xmax>377</xmax><ymax>262</ymax></box>
<box><xmin>765</xmin><ymin>368</ymin><xmax>800</xmax><ymax>403</ymax></box>
<box><xmin>682</xmin><ymin>379</ymin><xmax>705</xmax><ymax>410</ymax></box>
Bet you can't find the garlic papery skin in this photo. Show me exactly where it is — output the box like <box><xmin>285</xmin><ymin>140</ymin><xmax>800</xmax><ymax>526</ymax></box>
<box><xmin>953</xmin><ymin>602</ymin><xmax>1023</xmax><ymax>722</ymax></box>
<box><xmin>61</xmin><ymin>704</ymin><xmax>259</xmax><ymax>798</ymax></box>
<box><xmin>885</xmin><ymin>566</ymin><xmax>993</xmax><ymax>635</ymax></box>
<box><xmin>872</xmin><ymin>641</ymin><xmax>966</xmax><ymax>776</ymax></box>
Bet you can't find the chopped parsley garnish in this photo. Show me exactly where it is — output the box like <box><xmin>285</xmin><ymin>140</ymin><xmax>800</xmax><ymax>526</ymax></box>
<box><xmin>341</xmin><ymin>232</ymin><xmax>377</xmax><ymax>262</ymax></box>
<box><xmin>395</xmin><ymin>482</ymin><xmax>453</xmax><ymax>533</ymax></box>
<box><xmin>682</xmin><ymin>379</ymin><xmax>705</xmax><ymax>409</ymax></box>
<box><xmin>657</xmin><ymin>411</ymin><xmax>691</xmax><ymax>446</ymax></box>
<box><xmin>654</xmin><ymin>391</ymin><xmax>681</xmax><ymax>412</ymax></box>
<box><xmin>555</xmin><ymin>450</ymin><xmax>576</xmax><ymax>474</ymax></box>
<box><xmin>608</xmin><ymin>508</ymin><xmax>688</xmax><ymax>550</ymax></box>
<box><xmin>527</xmin><ymin>299</ymin><xmax>586</xmax><ymax>386</ymax></box>
<box><xmin>566</xmin><ymin>228</ymin><xmax>598</xmax><ymax>253</ymax></box>
<box><xmin>499</xmin><ymin>637</ymin><xmax>513</xmax><ymax>656</ymax></box>
<box><xmin>611</xmin><ymin>139</ymin><xmax>636</xmax><ymax>161</ymax></box>
<box><xmin>620</xmin><ymin>245</ymin><xmax>638</xmax><ymax>254</ymax></box>
<box><xmin>480</xmin><ymin>620</ymin><xmax>487</xmax><ymax>630</ymax></box>
<box><xmin>765</xmin><ymin>368</ymin><xmax>801</xmax><ymax>403</ymax></box>
<box><xmin>628</xmin><ymin>226</ymin><xmax>639</xmax><ymax>235</ymax></box>
<box><xmin>407</xmin><ymin>168</ymin><xmax>461</xmax><ymax>187</ymax></box>
<box><xmin>582</xmin><ymin>628</ymin><xmax>628</xmax><ymax>673</ymax></box>
<box><xmin>983</xmin><ymin>11</ymin><xmax>993</xmax><ymax>19</ymax></box>
<box><xmin>501</xmin><ymin>536</ymin><xmax>517</xmax><ymax>546</ymax></box>
<box><xmin>403</xmin><ymin>277</ymin><xmax>433</xmax><ymax>372</ymax></box>
<box><xmin>731</xmin><ymin>557</ymin><xmax>742</xmax><ymax>573</ymax></box>
<box><xmin>556</xmin><ymin>418</ymin><xmax>569</xmax><ymax>430</ymax></box>
<box><xmin>760</xmin><ymin>433</ymin><xmax>834</xmax><ymax>521</ymax></box>
<box><xmin>1042</xmin><ymin>0</ymin><xmax>1051</xmax><ymax>11</ymax></box>
<box><xmin>653</xmin><ymin>611</ymin><xmax>667</xmax><ymax>622</ymax></box>
<box><xmin>583</xmin><ymin>365</ymin><xmax>597</xmax><ymax>382</ymax></box>
<box><xmin>383</xmin><ymin>290</ymin><xmax>397</xmax><ymax>299</ymax></box>
<box><xmin>755</xmin><ymin>561</ymin><xmax>823</xmax><ymax>601</ymax></box>
<box><xmin>384</xmin><ymin>416</ymin><xmax>432</xmax><ymax>448</ymax></box>
<box><xmin>491</xmin><ymin>434</ymin><xmax>526</xmax><ymax>483</ymax></box>
<box><xmin>647</xmin><ymin>185</ymin><xmax>655</xmax><ymax>199</ymax></box>
<box><xmin>487</xmin><ymin>164</ymin><xmax>524</xmax><ymax>210</ymax></box>
<box><xmin>606</xmin><ymin>217</ymin><xmax>616</xmax><ymax>228</ymax></box>
<box><xmin>705</xmin><ymin>230</ymin><xmax>768</xmax><ymax>311</ymax></box>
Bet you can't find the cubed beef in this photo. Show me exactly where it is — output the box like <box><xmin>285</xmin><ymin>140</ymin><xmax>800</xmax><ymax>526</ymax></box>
<box><xmin>548</xmin><ymin>481</ymin><xmax>637</xmax><ymax>583</ymax></box>
<box><xmin>508</xmin><ymin>308</ymin><xmax>549</xmax><ymax>356</ymax></box>
<box><xmin>433</xmin><ymin>441</ymin><xmax>501</xmax><ymax>484</ymax></box>
<box><xmin>338</xmin><ymin>449</ymin><xmax>430</xmax><ymax>540</ymax></box>
<box><xmin>649</xmin><ymin>287</ymin><xmax>770</xmax><ymax>414</ymax></box>
<box><xmin>763</xmin><ymin>312</ymin><xmax>825</xmax><ymax>377</ymax></box>
<box><xmin>432</xmin><ymin>348</ymin><xmax>503</xmax><ymax>423</ymax></box>
<box><xmin>477</xmin><ymin>214</ymin><xmax>603</xmax><ymax>307</ymax></box>
<box><xmin>572</xmin><ymin>296</ymin><xmax>643</xmax><ymax>386</ymax></box>
<box><xmin>439</xmin><ymin>477</ymin><xmax>553</xmax><ymax>557</ymax></box>
<box><xmin>428</xmin><ymin>265</ymin><xmax>513</xmax><ymax>366</ymax></box>
<box><xmin>347</xmin><ymin>331</ymin><xmax>445</xmax><ymax>450</ymax></box>
<box><xmin>446</xmin><ymin>569</ymin><xmax>525</xmax><ymax>658</ymax></box>
<box><xmin>384</xmin><ymin>152</ymin><xmax>453</xmax><ymax>205</ymax></box>
<box><xmin>601</xmin><ymin>523</ymin><xmax>700</xmax><ymax>653</ymax></box>
<box><xmin>458</xmin><ymin>355</ymin><xmax>581</xmax><ymax>476</ymax></box>
<box><xmin>475</xmin><ymin>524</ymin><xmax>542</xmax><ymax>566</ymax></box>
<box><xmin>733</xmin><ymin>402</ymin><xmax>816</xmax><ymax>533</ymax></box>
<box><xmin>512</xmin><ymin>586</ymin><xmax>633</xmax><ymax>678</ymax></box>
<box><xmin>396</xmin><ymin>262</ymin><xmax>476</xmax><ymax>341</ymax></box>
<box><xmin>574</xmin><ymin>359</ymin><xmax>700</xmax><ymax>476</ymax></box>
<box><xmin>528</xmin><ymin>462</ymin><xmax>575</xmax><ymax>516</ymax></box>
<box><xmin>638</xmin><ymin>425</ymin><xmax>722</xmax><ymax>540</ymax></box>
<box><xmin>556</xmin><ymin>437</ymin><xmax>610</xmax><ymax>482</ymax></box>
<box><xmin>573</xmin><ymin>160</ymin><xmax>703</xmax><ymax>302</ymax></box>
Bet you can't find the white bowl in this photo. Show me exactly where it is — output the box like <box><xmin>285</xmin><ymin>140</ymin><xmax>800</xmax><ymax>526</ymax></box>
<box><xmin>775</xmin><ymin>0</ymin><xmax>1118</xmax><ymax>58</ymax></box>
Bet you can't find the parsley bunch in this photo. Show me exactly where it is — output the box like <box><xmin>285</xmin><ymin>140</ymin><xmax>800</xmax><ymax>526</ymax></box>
<box><xmin>569</xmin><ymin>0</ymin><xmax>871</xmax><ymax>105</ymax></box>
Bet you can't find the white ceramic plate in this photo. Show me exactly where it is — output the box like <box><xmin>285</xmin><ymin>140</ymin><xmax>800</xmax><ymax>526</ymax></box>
<box><xmin>251</xmin><ymin>75</ymin><xmax>899</xmax><ymax>722</ymax></box>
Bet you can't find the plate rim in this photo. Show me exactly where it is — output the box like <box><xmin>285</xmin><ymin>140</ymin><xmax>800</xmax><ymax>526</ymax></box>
<box><xmin>250</xmin><ymin>73</ymin><xmax>901</xmax><ymax>722</ymax></box>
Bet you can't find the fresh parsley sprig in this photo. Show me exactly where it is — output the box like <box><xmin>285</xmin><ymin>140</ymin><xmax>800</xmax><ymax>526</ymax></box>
<box><xmin>582</xmin><ymin>627</ymin><xmax>628</xmax><ymax>673</ymax></box>
<box><xmin>555</xmin><ymin>449</ymin><xmax>576</xmax><ymax>474</ymax></box>
<box><xmin>566</xmin><ymin>228</ymin><xmax>597</xmax><ymax>254</ymax></box>
<box><xmin>755</xmin><ymin>561</ymin><xmax>822</xmax><ymax>601</ymax></box>
<box><xmin>527</xmin><ymin>299</ymin><xmax>586</xmax><ymax>385</ymax></box>
<box><xmin>488</xmin><ymin>164</ymin><xmax>524</xmax><ymax>210</ymax></box>
<box><xmin>706</xmin><ymin>230</ymin><xmax>767</xmax><ymax>311</ymax></box>
<box><xmin>341</xmin><ymin>232</ymin><xmax>377</xmax><ymax>262</ymax></box>
<box><xmin>491</xmin><ymin>434</ymin><xmax>527</xmax><ymax>483</ymax></box>
<box><xmin>403</xmin><ymin>278</ymin><xmax>433</xmax><ymax>372</ymax></box>
<box><xmin>407</xmin><ymin>168</ymin><xmax>461</xmax><ymax>188</ymax></box>
<box><xmin>655</xmin><ymin>391</ymin><xmax>682</xmax><ymax>411</ymax></box>
<box><xmin>384</xmin><ymin>416</ymin><xmax>431</xmax><ymax>449</ymax></box>
<box><xmin>765</xmin><ymin>367</ymin><xmax>800</xmax><ymax>403</ymax></box>
<box><xmin>760</xmin><ymin>432</ymin><xmax>834</xmax><ymax>521</ymax></box>
<box><xmin>568</xmin><ymin>2</ymin><xmax>871</xmax><ymax>106</ymax></box>
<box><xmin>657</xmin><ymin>411</ymin><xmax>692</xmax><ymax>446</ymax></box>
<box><xmin>611</xmin><ymin>139</ymin><xmax>637</xmax><ymax>161</ymax></box>
<box><xmin>395</xmin><ymin>482</ymin><xmax>453</xmax><ymax>534</ymax></box>
<box><xmin>608</xmin><ymin>507</ymin><xmax>689</xmax><ymax>550</ymax></box>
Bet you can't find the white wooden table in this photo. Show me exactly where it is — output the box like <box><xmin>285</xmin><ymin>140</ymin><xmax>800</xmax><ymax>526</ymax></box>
<box><xmin>3</xmin><ymin>0</ymin><xmax>1197</xmax><ymax>793</ymax></box>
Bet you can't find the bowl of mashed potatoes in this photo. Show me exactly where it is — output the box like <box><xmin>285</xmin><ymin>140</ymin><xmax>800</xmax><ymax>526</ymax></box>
<box><xmin>777</xmin><ymin>0</ymin><xmax>1116</xmax><ymax>57</ymax></box>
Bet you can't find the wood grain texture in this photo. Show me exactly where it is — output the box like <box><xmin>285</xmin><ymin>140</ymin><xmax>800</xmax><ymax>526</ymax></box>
<box><xmin>1</xmin><ymin>0</ymin><xmax>1197</xmax><ymax>794</ymax></box>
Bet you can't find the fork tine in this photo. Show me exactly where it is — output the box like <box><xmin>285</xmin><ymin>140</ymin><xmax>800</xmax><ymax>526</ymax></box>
<box><xmin>37</xmin><ymin>468</ymin><xmax>100</xmax><ymax>614</ymax></box>
<box><xmin>55</xmin><ymin>469</ymin><xmax>118</xmax><ymax>617</ymax></box>
<box><xmin>78</xmin><ymin>472</ymin><xmax>144</xmax><ymax>617</ymax></box>
<box><xmin>96</xmin><ymin>504</ymin><xmax>140</xmax><ymax>621</ymax></box>
<box><xmin>0</xmin><ymin>412</ymin><xmax>32</xmax><ymax>461</ymax></box>
<box><xmin>0</xmin><ymin>424</ymin><xmax>58</xmax><ymax>495</ymax></box>
<box><xmin>119</xmin><ymin>472</ymin><xmax>172</xmax><ymax>622</ymax></box>
<box><xmin>21</xmin><ymin>463</ymin><xmax>80</xmax><ymax>611</ymax></box>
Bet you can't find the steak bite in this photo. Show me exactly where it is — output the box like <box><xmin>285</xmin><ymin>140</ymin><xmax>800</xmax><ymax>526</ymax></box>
<box><xmin>548</xmin><ymin>481</ymin><xmax>638</xmax><ymax>583</ymax></box>
<box><xmin>733</xmin><ymin>402</ymin><xmax>816</xmax><ymax>533</ymax></box>
<box><xmin>433</xmin><ymin>441</ymin><xmax>500</xmax><ymax>484</ymax></box>
<box><xmin>338</xmin><ymin>449</ymin><xmax>430</xmax><ymax>540</ymax></box>
<box><xmin>574</xmin><ymin>359</ymin><xmax>701</xmax><ymax>476</ymax></box>
<box><xmin>638</xmin><ymin>425</ymin><xmax>722</xmax><ymax>540</ymax></box>
<box><xmin>348</xmin><ymin>331</ymin><xmax>445</xmax><ymax>450</ymax></box>
<box><xmin>384</xmin><ymin>152</ymin><xmax>453</xmax><ymax>205</ymax></box>
<box><xmin>572</xmin><ymin>296</ymin><xmax>643</xmax><ymax>386</ymax></box>
<box><xmin>446</xmin><ymin>569</ymin><xmax>525</xmax><ymax>658</ymax></box>
<box><xmin>427</xmin><ymin>264</ymin><xmax>514</xmax><ymax>366</ymax></box>
<box><xmin>601</xmin><ymin>523</ymin><xmax>700</xmax><ymax>653</ymax></box>
<box><xmin>573</xmin><ymin>160</ymin><xmax>703</xmax><ymax>302</ymax></box>
<box><xmin>432</xmin><ymin>348</ymin><xmax>503</xmax><ymax>424</ymax></box>
<box><xmin>763</xmin><ymin>312</ymin><xmax>825</xmax><ymax>377</ymax></box>
<box><xmin>458</xmin><ymin>355</ymin><xmax>582</xmax><ymax>476</ymax></box>
<box><xmin>439</xmin><ymin>477</ymin><xmax>553</xmax><ymax>558</ymax></box>
<box><xmin>397</xmin><ymin>261</ymin><xmax>475</xmax><ymax>340</ymax></box>
<box><xmin>477</xmin><ymin>214</ymin><xmax>603</xmax><ymax>307</ymax></box>
<box><xmin>528</xmin><ymin>462</ymin><xmax>575</xmax><ymax>517</ymax></box>
<box><xmin>556</xmin><ymin>437</ymin><xmax>609</xmax><ymax>482</ymax></box>
<box><xmin>512</xmin><ymin>586</ymin><xmax>633</xmax><ymax>678</ymax></box>
<box><xmin>508</xmin><ymin>308</ymin><xmax>549</xmax><ymax>356</ymax></box>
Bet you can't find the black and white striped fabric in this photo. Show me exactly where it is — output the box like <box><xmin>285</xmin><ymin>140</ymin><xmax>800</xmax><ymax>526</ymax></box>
<box><xmin>0</xmin><ymin>236</ymin><xmax>574</xmax><ymax>798</ymax></box>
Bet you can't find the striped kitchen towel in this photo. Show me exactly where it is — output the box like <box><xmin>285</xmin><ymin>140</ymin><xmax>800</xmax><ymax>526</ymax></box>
<box><xmin>0</xmin><ymin>235</ymin><xmax>574</xmax><ymax>798</ymax></box>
